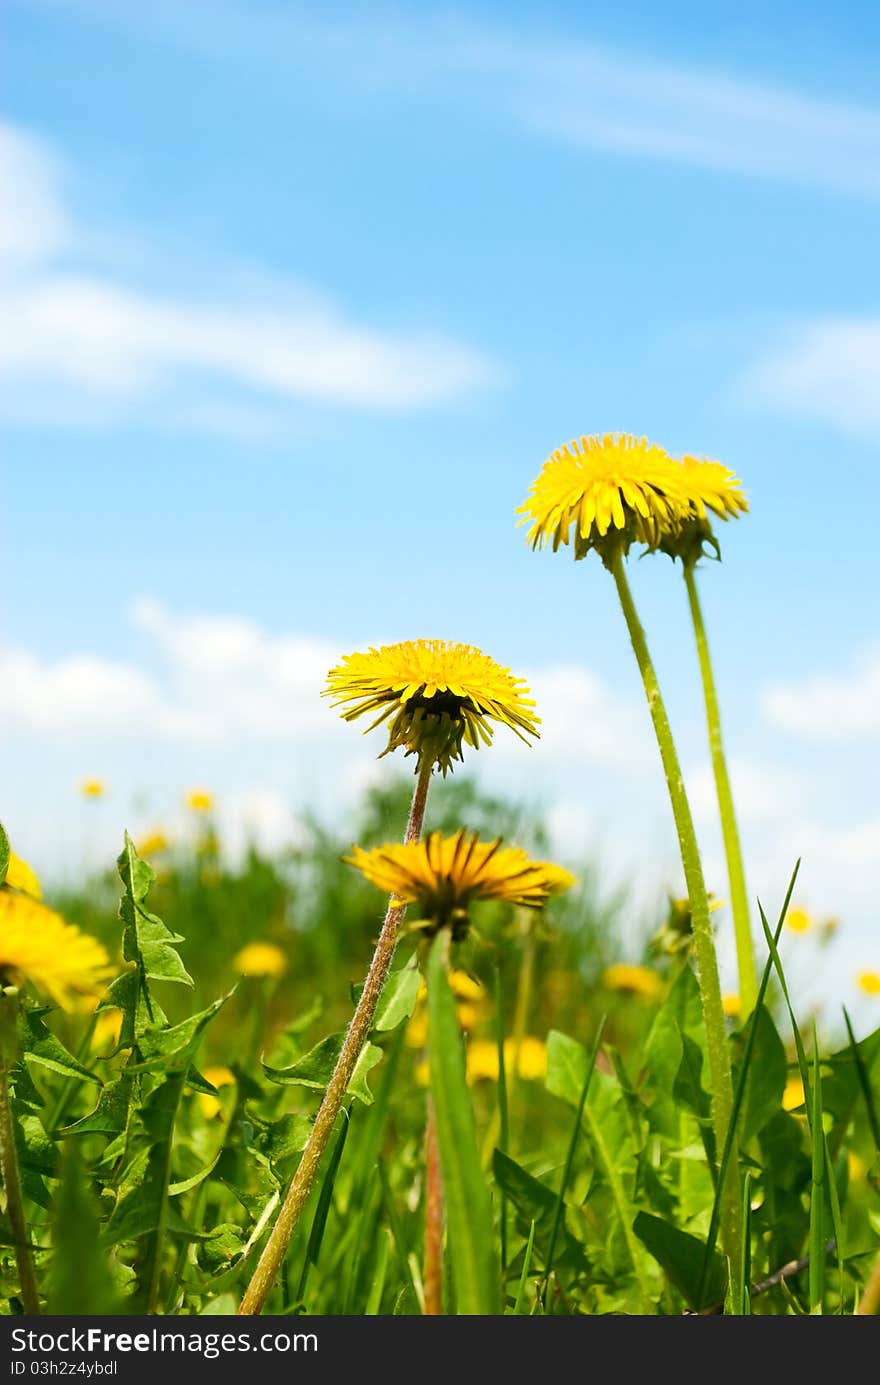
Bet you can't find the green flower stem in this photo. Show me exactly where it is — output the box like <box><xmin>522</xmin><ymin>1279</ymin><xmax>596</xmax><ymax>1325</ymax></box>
<box><xmin>683</xmin><ymin>562</ymin><xmax>758</xmax><ymax>1016</ymax></box>
<box><xmin>0</xmin><ymin>1000</ymin><xmax>40</xmax><ymax>1314</ymax></box>
<box><xmin>238</xmin><ymin>758</ymin><xmax>433</xmax><ymax>1316</ymax></box>
<box><xmin>608</xmin><ymin>549</ymin><xmax>741</xmax><ymax>1290</ymax></box>
<box><xmin>422</xmin><ymin>1094</ymin><xmax>444</xmax><ymax>1314</ymax></box>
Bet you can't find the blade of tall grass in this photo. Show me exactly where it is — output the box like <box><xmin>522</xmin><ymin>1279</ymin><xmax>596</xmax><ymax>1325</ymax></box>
<box><xmin>739</xmin><ymin>1171</ymin><xmax>752</xmax><ymax>1316</ymax></box>
<box><xmin>295</xmin><ymin>1111</ymin><xmax>351</xmax><ymax>1304</ymax></box>
<box><xmin>512</xmin><ymin>1219</ymin><xmax>536</xmax><ymax>1316</ymax></box>
<box><xmin>364</xmin><ymin>1230</ymin><xmax>391</xmax><ymax>1315</ymax></box>
<box><xmin>758</xmin><ymin>900</ymin><xmax>810</xmax><ymax>1106</ymax></box>
<box><xmin>697</xmin><ymin>860</ymin><xmax>800</xmax><ymax>1307</ymax></box>
<box><xmin>823</xmin><ymin>1133</ymin><xmax>846</xmax><ymax>1313</ymax></box>
<box><xmin>842</xmin><ymin>1007</ymin><xmax>880</xmax><ymax>1154</ymax></box>
<box><xmin>809</xmin><ymin>1033</ymin><xmax>825</xmax><ymax>1314</ymax></box>
<box><xmin>541</xmin><ymin>1017</ymin><xmax>605</xmax><ymax>1305</ymax></box>
<box><xmin>378</xmin><ymin>1160</ymin><xmax>419</xmax><ymax>1312</ymax></box>
<box><xmin>495</xmin><ymin>966</ymin><xmax>510</xmax><ymax>1275</ymax></box>
<box><xmin>427</xmin><ymin>930</ymin><xmax>501</xmax><ymax>1314</ymax></box>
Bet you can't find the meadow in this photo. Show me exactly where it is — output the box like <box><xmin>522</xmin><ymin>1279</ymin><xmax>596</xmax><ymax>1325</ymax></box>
<box><xmin>1</xmin><ymin>437</ymin><xmax>878</xmax><ymax>1317</ymax></box>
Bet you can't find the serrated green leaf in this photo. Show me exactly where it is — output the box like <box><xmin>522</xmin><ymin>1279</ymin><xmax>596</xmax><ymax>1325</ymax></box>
<box><xmin>128</xmin><ymin>995</ymin><xmax>230</xmax><ymax>1074</ymax></box>
<box><xmin>17</xmin><ymin>1007</ymin><xmax>100</xmax><ymax>1085</ymax></box>
<box><xmin>116</xmin><ymin>832</ymin><xmax>193</xmax><ymax>997</ymax></box>
<box><xmin>63</xmin><ymin>1076</ymin><xmax>134</xmax><ymax>1137</ymax></box>
<box><xmin>263</xmin><ymin>1032</ymin><xmax>383</xmax><ymax>1106</ymax></box>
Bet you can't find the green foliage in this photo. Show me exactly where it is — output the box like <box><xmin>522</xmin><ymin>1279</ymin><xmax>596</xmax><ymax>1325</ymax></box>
<box><xmin>1</xmin><ymin>782</ymin><xmax>877</xmax><ymax>1316</ymax></box>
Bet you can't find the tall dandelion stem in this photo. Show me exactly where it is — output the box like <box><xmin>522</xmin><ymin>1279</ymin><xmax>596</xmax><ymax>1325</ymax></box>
<box><xmin>423</xmin><ymin>1094</ymin><xmax>444</xmax><ymax>1315</ymax></box>
<box><xmin>683</xmin><ymin>562</ymin><xmax>758</xmax><ymax>1016</ymax></box>
<box><xmin>0</xmin><ymin>1003</ymin><xmax>40</xmax><ymax>1315</ymax></box>
<box><xmin>238</xmin><ymin>760</ymin><xmax>433</xmax><ymax>1316</ymax></box>
<box><xmin>609</xmin><ymin>548</ymin><xmax>742</xmax><ymax>1284</ymax></box>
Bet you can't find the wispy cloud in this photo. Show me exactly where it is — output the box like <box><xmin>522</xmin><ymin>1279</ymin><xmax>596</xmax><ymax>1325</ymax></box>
<box><xmin>762</xmin><ymin>645</ymin><xmax>880</xmax><ymax>740</ymax></box>
<box><xmin>37</xmin><ymin>1</ymin><xmax>880</xmax><ymax>197</ymax></box>
<box><xmin>740</xmin><ymin>320</ymin><xmax>880</xmax><ymax>437</ymax></box>
<box><xmin>0</xmin><ymin>121</ymin><xmax>498</xmax><ymax>429</ymax></box>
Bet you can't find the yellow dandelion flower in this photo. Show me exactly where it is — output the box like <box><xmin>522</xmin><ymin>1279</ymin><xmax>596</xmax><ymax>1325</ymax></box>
<box><xmin>659</xmin><ymin>456</ymin><xmax>748</xmax><ymax>564</ymax></box>
<box><xmin>346</xmin><ymin>830</ymin><xmax>574</xmax><ymax>939</ymax></box>
<box><xmin>324</xmin><ymin>639</ymin><xmax>540</xmax><ymax>775</ymax></box>
<box><xmin>782</xmin><ymin>1076</ymin><xmax>805</xmax><ymax>1112</ymax></box>
<box><xmin>448</xmin><ymin>970</ymin><xmax>485</xmax><ymax>1002</ymax></box>
<box><xmin>786</xmin><ymin>907</ymin><xmax>813</xmax><ymax>935</ymax></box>
<box><xmin>601</xmin><ymin>963</ymin><xmax>665</xmax><ymax>1002</ymax></box>
<box><xmin>233</xmin><ymin>941</ymin><xmax>288</xmax><ymax>979</ymax></box>
<box><xmin>135</xmin><ymin>830</ymin><xmax>170</xmax><ymax>858</ymax></box>
<box><xmin>857</xmin><ymin>971</ymin><xmax>880</xmax><ymax>996</ymax></box>
<box><xmin>0</xmin><ymin>892</ymin><xmax>111</xmax><ymax>1009</ymax></box>
<box><xmin>848</xmin><ymin>1151</ymin><xmax>866</xmax><ymax>1183</ymax></box>
<box><xmin>722</xmin><ymin>993</ymin><xmax>742</xmax><ymax>1018</ymax></box>
<box><xmin>197</xmin><ymin>1066</ymin><xmax>236</xmax><ymax>1119</ymax></box>
<box><xmin>466</xmin><ymin>1039</ymin><xmax>500</xmax><ymax>1083</ymax></box>
<box><xmin>90</xmin><ymin>1008</ymin><xmax>123</xmax><ymax>1051</ymax></box>
<box><xmin>185</xmin><ymin>789</ymin><xmax>215</xmax><ymax>813</ymax></box>
<box><xmin>508</xmin><ymin>1036</ymin><xmax>548</xmax><ymax>1081</ymax></box>
<box><xmin>517</xmin><ymin>433</ymin><xmax>689</xmax><ymax>563</ymax></box>
<box><xmin>455</xmin><ymin>1001</ymin><xmax>481</xmax><ymax>1032</ymax></box>
<box><xmin>4</xmin><ymin>851</ymin><xmax>42</xmax><ymax>899</ymax></box>
<box><xmin>406</xmin><ymin>1006</ymin><xmax>429</xmax><ymax>1049</ymax></box>
<box><xmin>80</xmin><ymin>779</ymin><xmax>105</xmax><ymax>800</ymax></box>
<box><xmin>415</xmin><ymin>1057</ymin><xmax>430</xmax><ymax>1087</ymax></box>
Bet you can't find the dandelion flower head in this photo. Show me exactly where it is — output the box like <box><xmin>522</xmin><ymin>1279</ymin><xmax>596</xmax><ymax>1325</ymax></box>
<box><xmin>857</xmin><ymin>970</ymin><xmax>880</xmax><ymax>996</ymax></box>
<box><xmin>80</xmin><ymin>779</ymin><xmax>105</xmax><ymax>800</ymax></box>
<box><xmin>660</xmin><ymin>456</ymin><xmax>748</xmax><ymax>563</ymax></box>
<box><xmin>517</xmin><ymin>433</ymin><xmax>689</xmax><ymax>563</ymax></box>
<box><xmin>325</xmin><ymin>639</ymin><xmax>539</xmax><ymax>774</ymax></box>
<box><xmin>185</xmin><ymin>789</ymin><xmax>215</xmax><ymax>813</ymax></box>
<box><xmin>346</xmin><ymin>830</ymin><xmax>574</xmax><ymax>939</ymax></box>
<box><xmin>4</xmin><ymin>851</ymin><xmax>42</xmax><ymax>899</ymax></box>
<box><xmin>601</xmin><ymin>963</ymin><xmax>665</xmax><ymax>1003</ymax></box>
<box><xmin>233</xmin><ymin>941</ymin><xmax>288</xmax><ymax>979</ymax></box>
<box><xmin>0</xmin><ymin>891</ymin><xmax>111</xmax><ymax>1009</ymax></box>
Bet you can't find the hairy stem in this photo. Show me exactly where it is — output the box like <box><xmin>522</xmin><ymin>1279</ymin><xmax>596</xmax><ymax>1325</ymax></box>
<box><xmin>0</xmin><ymin>1058</ymin><xmax>40</xmax><ymax>1314</ymax></box>
<box><xmin>238</xmin><ymin>759</ymin><xmax>433</xmax><ymax>1315</ymax></box>
<box><xmin>684</xmin><ymin>563</ymin><xmax>757</xmax><ymax>1015</ymax></box>
<box><xmin>609</xmin><ymin>549</ymin><xmax>741</xmax><ymax>1295</ymax></box>
<box><xmin>423</xmin><ymin>1095</ymin><xmax>444</xmax><ymax>1315</ymax></box>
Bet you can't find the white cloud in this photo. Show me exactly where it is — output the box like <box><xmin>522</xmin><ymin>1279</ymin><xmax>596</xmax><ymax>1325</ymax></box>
<box><xmin>0</xmin><ymin>118</ymin><xmax>497</xmax><ymax>426</ymax></box>
<box><xmin>513</xmin><ymin>664</ymin><xmax>652</xmax><ymax>770</ymax></box>
<box><xmin>762</xmin><ymin>646</ymin><xmax>880</xmax><ymax>740</ymax></box>
<box><xmin>741</xmin><ymin>320</ymin><xmax>880</xmax><ymax>436</ymax></box>
<box><xmin>57</xmin><ymin>2</ymin><xmax>880</xmax><ymax>197</ymax></box>
<box><xmin>687</xmin><ymin>756</ymin><xmax>803</xmax><ymax>826</ymax></box>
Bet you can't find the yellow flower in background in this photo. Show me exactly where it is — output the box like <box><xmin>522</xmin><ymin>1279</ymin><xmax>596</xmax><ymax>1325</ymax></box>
<box><xmin>857</xmin><ymin>971</ymin><xmax>880</xmax><ymax>996</ymax></box>
<box><xmin>80</xmin><ymin>779</ymin><xmax>105</xmax><ymax>800</ymax></box>
<box><xmin>783</xmin><ymin>1076</ymin><xmax>806</xmax><ymax>1112</ymax></box>
<box><xmin>135</xmin><ymin>831</ymin><xmax>170</xmax><ymax>858</ymax></box>
<box><xmin>601</xmin><ymin>963</ymin><xmax>665</xmax><ymax>1003</ymax></box>
<box><xmin>448</xmin><ymin>970</ymin><xmax>485</xmax><ymax>1002</ymax></box>
<box><xmin>233</xmin><ymin>941</ymin><xmax>288</xmax><ymax>979</ymax></box>
<box><xmin>91</xmin><ymin>1008</ymin><xmax>123</xmax><ymax>1051</ymax></box>
<box><xmin>722</xmin><ymin>993</ymin><xmax>742</xmax><ymax>1018</ymax></box>
<box><xmin>346</xmin><ymin>830</ymin><xmax>574</xmax><ymax>938</ymax></box>
<box><xmin>848</xmin><ymin>1151</ymin><xmax>866</xmax><ymax>1183</ymax></box>
<box><xmin>786</xmin><ymin>907</ymin><xmax>813</xmax><ymax>935</ymax></box>
<box><xmin>0</xmin><ymin>892</ymin><xmax>111</xmax><ymax>1009</ymax></box>
<box><xmin>517</xmin><ymin>433</ymin><xmax>689</xmax><ymax>562</ymax></box>
<box><xmin>4</xmin><ymin>851</ymin><xmax>42</xmax><ymax>899</ymax></box>
<box><xmin>324</xmin><ymin>639</ymin><xmax>540</xmax><ymax>775</ymax></box>
<box><xmin>415</xmin><ymin>1036</ymin><xmax>548</xmax><ymax>1087</ymax></box>
<box><xmin>185</xmin><ymin>789</ymin><xmax>215</xmax><ymax>813</ymax></box>
<box><xmin>406</xmin><ymin>969</ymin><xmax>486</xmax><ymax>1047</ymax></box>
<box><xmin>197</xmin><ymin>1066</ymin><xmax>236</xmax><ymax>1119</ymax></box>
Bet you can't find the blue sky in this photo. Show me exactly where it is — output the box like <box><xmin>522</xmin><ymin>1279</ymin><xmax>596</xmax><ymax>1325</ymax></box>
<box><xmin>2</xmin><ymin>1</ymin><xmax>878</xmax><ymax>1019</ymax></box>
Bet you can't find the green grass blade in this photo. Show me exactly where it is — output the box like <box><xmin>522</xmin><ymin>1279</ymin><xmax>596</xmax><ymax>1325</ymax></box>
<box><xmin>809</xmin><ymin>1030</ymin><xmax>825</xmax><ymax>1314</ymax></box>
<box><xmin>512</xmin><ymin>1219</ymin><xmax>536</xmax><ymax>1316</ymax></box>
<box><xmin>739</xmin><ymin>1171</ymin><xmax>752</xmax><ymax>1315</ymax></box>
<box><xmin>758</xmin><ymin>898</ymin><xmax>811</xmax><ymax>1115</ymax></box>
<box><xmin>378</xmin><ymin>1160</ymin><xmax>419</xmax><ymax>1311</ymax></box>
<box><xmin>296</xmin><ymin>1110</ymin><xmax>351</xmax><ymax>1304</ymax></box>
<box><xmin>697</xmin><ymin>859</ymin><xmax>800</xmax><ymax>1306</ymax></box>
<box><xmin>542</xmin><ymin>1016</ymin><xmax>605</xmax><ymax>1301</ymax></box>
<box><xmin>427</xmin><ymin>930</ymin><xmax>501</xmax><ymax>1314</ymax></box>
<box><xmin>843</xmin><ymin>1006</ymin><xmax>880</xmax><ymax>1154</ymax></box>
<box><xmin>495</xmin><ymin>966</ymin><xmax>510</xmax><ymax>1275</ymax></box>
<box><xmin>823</xmin><ymin>1133</ymin><xmax>846</xmax><ymax>1313</ymax></box>
<box><xmin>364</xmin><ymin>1230</ymin><xmax>391</xmax><ymax>1315</ymax></box>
